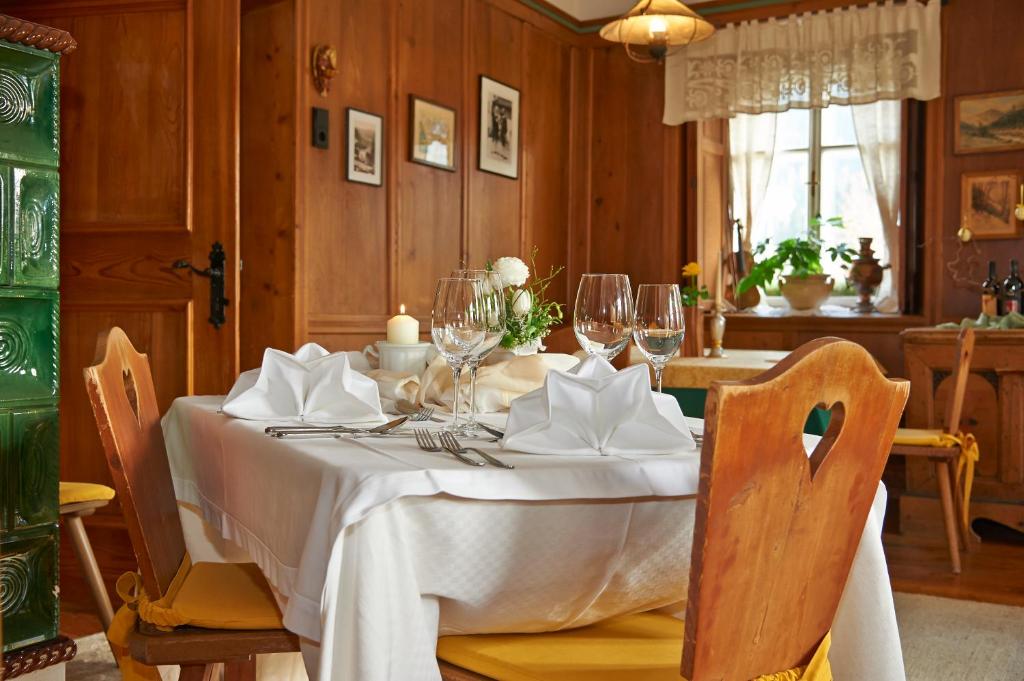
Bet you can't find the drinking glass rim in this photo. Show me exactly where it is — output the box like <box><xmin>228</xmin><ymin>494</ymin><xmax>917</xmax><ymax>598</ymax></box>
<box><xmin>580</xmin><ymin>273</ymin><xmax>630</xmax><ymax>278</ymax></box>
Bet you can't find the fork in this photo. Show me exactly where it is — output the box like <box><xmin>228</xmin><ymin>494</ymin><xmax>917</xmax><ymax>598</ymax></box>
<box><xmin>438</xmin><ymin>432</ymin><xmax>514</xmax><ymax>469</ymax></box>
<box><xmin>409</xmin><ymin>406</ymin><xmax>436</xmax><ymax>422</ymax></box>
<box><xmin>413</xmin><ymin>429</ymin><xmax>484</xmax><ymax>467</ymax></box>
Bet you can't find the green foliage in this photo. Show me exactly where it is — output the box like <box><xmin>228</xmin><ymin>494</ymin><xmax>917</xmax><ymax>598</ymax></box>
<box><xmin>489</xmin><ymin>248</ymin><xmax>565</xmax><ymax>349</ymax></box>
<box><xmin>738</xmin><ymin>217</ymin><xmax>857</xmax><ymax>294</ymax></box>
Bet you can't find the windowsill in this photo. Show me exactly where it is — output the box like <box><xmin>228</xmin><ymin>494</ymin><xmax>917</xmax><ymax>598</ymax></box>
<box><xmin>720</xmin><ymin>305</ymin><xmax>928</xmax><ymax>330</ymax></box>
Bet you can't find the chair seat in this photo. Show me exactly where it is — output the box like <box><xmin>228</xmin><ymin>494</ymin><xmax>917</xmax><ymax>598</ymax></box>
<box><xmin>59</xmin><ymin>481</ymin><xmax>116</xmax><ymax>506</ymax></box>
<box><xmin>164</xmin><ymin>561</ymin><xmax>284</xmax><ymax>631</ymax></box>
<box><xmin>891</xmin><ymin>428</ymin><xmax>956</xmax><ymax>448</ymax></box>
<box><xmin>129</xmin><ymin>624</ymin><xmax>299</xmax><ymax>665</ymax></box>
<box><xmin>437</xmin><ymin>612</ymin><xmax>687</xmax><ymax>681</ymax></box>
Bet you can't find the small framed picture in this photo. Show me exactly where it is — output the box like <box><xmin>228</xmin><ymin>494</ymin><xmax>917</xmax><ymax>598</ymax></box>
<box><xmin>409</xmin><ymin>96</ymin><xmax>457</xmax><ymax>171</ymax></box>
<box><xmin>955</xmin><ymin>90</ymin><xmax>1024</xmax><ymax>155</ymax></box>
<box><xmin>478</xmin><ymin>76</ymin><xmax>520</xmax><ymax>179</ymax></box>
<box><xmin>961</xmin><ymin>170</ymin><xmax>1022</xmax><ymax>240</ymax></box>
<box><xmin>346</xmin><ymin>108</ymin><xmax>383</xmax><ymax>186</ymax></box>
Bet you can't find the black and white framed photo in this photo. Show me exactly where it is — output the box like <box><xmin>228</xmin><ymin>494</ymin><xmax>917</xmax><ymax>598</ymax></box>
<box><xmin>478</xmin><ymin>76</ymin><xmax>520</xmax><ymax>179</ymax></box>
<box><xmin>346</xmin><ymin>108</ymin><xmax>383</xmax><ymax>186</ymax></box>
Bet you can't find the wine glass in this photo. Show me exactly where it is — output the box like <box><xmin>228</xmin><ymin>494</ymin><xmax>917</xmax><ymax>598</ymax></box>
<box><xmin>431</xmin><ymin>278</ymin><xmax>486</xmax><ymax>434</ymax></box>
<box><xmin>451</xmin><ymin>269</ymin><xmax>507</xmax><ymax>431</ymax></box>
<box><xmin>633</xmin><ymin>284</ymin><xmax>684</xmax><ymax>392</ymax></box>
<box><xmin>573</xmin><ymin>274</ymin><xmax>634</xmax><ymax>361</ymax></box>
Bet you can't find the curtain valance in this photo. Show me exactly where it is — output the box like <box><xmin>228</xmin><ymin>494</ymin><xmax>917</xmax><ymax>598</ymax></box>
<box><xmin>664</xmin><ymin>0</ymin><xmax>941</xmax><ymax>124</ymax></box>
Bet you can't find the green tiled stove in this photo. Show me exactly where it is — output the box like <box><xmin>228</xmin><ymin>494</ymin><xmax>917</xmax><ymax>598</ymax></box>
<box><xmin>0</xmin><ymin>15</ymin><xmax>76</xmax><ymax>659</ymax></box>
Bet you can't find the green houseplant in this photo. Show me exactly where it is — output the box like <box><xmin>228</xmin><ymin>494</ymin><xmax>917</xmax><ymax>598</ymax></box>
<box><xmin>738</xmin><ymin>217</ymin><xmax>857</xmax><ymax>310</ymax></box>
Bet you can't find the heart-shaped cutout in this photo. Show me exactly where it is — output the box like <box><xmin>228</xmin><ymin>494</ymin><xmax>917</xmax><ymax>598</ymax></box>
<box><xmin>122</xmin><ymin>368</ymin><xmax>141</xmax><ymax>426</ymax></box>
<box><xmin>806</xmin><ymin>401</ymin><xmax>845</xmax><ymax>481</ymax></box>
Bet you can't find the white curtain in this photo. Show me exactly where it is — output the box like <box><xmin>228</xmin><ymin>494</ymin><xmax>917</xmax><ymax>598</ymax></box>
<box><xmin>729</xmin><ymin>113</ymin><xmax>777</xmax><ymax>249</ymax></box>
<box><xmin>664</xmin><ymin>0</ymin><xmax>941</xmax><ymax>124</ymax></box>
<box><xmin>852</xmin><ymin>99</ymin><xmax>902</xmax><ymax>312</ymax></box>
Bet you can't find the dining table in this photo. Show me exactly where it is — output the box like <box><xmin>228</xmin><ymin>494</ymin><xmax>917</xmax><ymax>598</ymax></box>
<box><xmin>162</xmin><ymin>396</ymin><xmax>906</xmax><ymax>681</ymax></box>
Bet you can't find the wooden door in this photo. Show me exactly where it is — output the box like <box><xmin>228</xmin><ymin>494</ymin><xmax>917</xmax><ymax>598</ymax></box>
<box><xmin>0</xmin><ymin>0</ymin><xmax>240</xmax><ymax>609</ymax></box>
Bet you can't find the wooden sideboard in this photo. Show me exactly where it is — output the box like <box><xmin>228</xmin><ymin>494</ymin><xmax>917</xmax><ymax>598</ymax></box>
<box><xmin>901</xmin><ymin>328</ymin><xmax>1024</xmax><ymax>536</ymax></box>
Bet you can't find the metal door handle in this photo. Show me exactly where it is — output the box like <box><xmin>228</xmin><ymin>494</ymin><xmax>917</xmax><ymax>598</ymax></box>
<box><xmin>173</xmin><ymin>241</ymin><xmax>229</xmax><ymax>329</ymax></box>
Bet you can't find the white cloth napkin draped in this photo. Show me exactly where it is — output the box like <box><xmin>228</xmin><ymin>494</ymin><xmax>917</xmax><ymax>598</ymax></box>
<box><xmin>415</xmin><ymin>353</ymin><xmax>580</xmax><ymax>414</ymax></box>
<box><xmin>221</xmin><ymin>343</ymin><xmax>385</xmax><ymax>423</ymax></box>
<box><xmin>502</xmin><ymin>355</ymin><xmax>694</xmax><ymax>456</ymax></box>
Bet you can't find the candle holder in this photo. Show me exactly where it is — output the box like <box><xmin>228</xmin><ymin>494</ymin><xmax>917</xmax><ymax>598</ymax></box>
<box><xmin>376</xmin><ymin>341</ymin><xmax>434</xmax><ymax>374</ymax></box>
<box><xmin>708</xmin><ymin>304</ymin><xmax>726</xmax><ymax>358</ymax></box>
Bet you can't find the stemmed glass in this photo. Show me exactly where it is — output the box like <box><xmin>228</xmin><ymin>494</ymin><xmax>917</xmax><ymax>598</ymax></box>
<box><xmin>451</xmin><ymin>269</ymin><xmax>507</xmax><ymax>431</ymax></box>
<box><xmin>633</xmin><ymin>284</ymin><xmax>685</xmax><ymax>392</ymax></box>
<box><xmin>573</xmin><ymin>274</ymin><xmax>634</xmax><ymax>361</ymax></box>
<box><xmin>431</xmin><ymin>277</ymin><xmax>486</xmax><ymax>434</ymax></box>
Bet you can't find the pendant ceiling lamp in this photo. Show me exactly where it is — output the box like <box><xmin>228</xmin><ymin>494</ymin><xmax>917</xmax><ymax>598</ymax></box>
<box><xmin>599</xmin><ymin>0</ymin><xmax>715</xmax><ymax>63</ymax></box>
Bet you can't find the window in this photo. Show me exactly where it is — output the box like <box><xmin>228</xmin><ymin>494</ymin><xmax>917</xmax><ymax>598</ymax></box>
<box><xmin>738</xmin><ymin>106</ymin><xmax>889</xmax><ymax>298</ymax></box>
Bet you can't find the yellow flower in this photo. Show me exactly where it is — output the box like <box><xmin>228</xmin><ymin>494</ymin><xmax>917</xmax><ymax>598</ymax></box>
<box><xmin>681</xmin><ymin>262</ymin><xmax>702</xmax><ymax>278</ymax></box>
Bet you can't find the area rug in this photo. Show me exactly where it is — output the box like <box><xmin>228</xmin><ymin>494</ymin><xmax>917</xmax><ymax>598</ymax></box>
<box><xmin>895</xmin><ymin>592</ymin><xmax>1024</xmax><ymax>681</ymax></box>
<box><xmin>69</xmin><ymin>594</ymin><xmax>1024</xmax><ymax>681</ymax></box>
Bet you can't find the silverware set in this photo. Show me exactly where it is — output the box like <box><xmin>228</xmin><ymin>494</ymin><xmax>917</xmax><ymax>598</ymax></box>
<box><xmin>265</xmin><ymin>415</ymin><xmax>413</xmax><ymax>438</ymax></box>
<box><xmin>414</xmin><ymin>429</ymin><xmax>513</xmax><ymax>469</ymax></box>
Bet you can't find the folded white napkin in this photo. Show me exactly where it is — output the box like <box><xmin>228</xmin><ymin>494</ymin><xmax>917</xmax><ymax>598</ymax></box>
<box><xmin>502</xmin><ymin>355</ymin><xmax>694</xmax><ymax>456</ymax></box>
<box><xmin>416</xmin><ymin>354</ymin><xmax>580</xmax><ymax>414</ymax></box>
<box><xmin>222</xmin><ymin>343</ymin><xmax>385</xmax><ymax>423</ymax></box>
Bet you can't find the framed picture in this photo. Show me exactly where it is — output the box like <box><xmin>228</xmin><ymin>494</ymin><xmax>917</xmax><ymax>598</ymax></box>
<box><xmin>961</xmin><ymin>170</ymin><xmax>1022</xmax><ymax>240</ymax></box>
<box><xmin>478</xmin><ymin>76</ymin><xmax>520</xmax><ymax>179</ymax></box>
<box><xmin>409</xmin><ymin>96</ymin><xmax>456</xmax><ymax>171</ymax></box>
<box><xmin>955</xmin><ymin>90</ymin><xmax>1024</xmax><ymax>154</ymax></box>
<box><xmin>346</xmin><ymin>108</ymin><xmax>383</xmax><ymax>186</ymax></box>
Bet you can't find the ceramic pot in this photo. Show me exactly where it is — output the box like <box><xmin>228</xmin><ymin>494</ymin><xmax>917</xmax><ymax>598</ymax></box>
<box><xmin>779</xmin><ymin>274</ymin><xmax>834</xmax><ymax>311</ymax></box>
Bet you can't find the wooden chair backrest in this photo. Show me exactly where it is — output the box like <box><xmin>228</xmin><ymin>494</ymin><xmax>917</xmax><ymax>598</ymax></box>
<box><xmin>83</xmin><ymin>327</ymin><xmax>186</xmax><ymax>598</ymax></box>
<box><xmin>941</xmin><ymin>326</ymin><xmax>975</xmax><ymax>435</ymax></box>
<box><xmin>683</xmin><ymin>338</ymin><xmax>909</xmax><ymax>681</ymax></box>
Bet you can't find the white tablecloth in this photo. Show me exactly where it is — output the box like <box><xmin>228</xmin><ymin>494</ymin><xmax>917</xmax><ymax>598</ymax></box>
<box><xmin>163</xmin><ymin>396</ymin><xmax>905</xmax><ymax>681</ymax></box>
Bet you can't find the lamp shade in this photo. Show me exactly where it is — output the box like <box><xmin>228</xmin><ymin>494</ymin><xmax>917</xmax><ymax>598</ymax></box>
<box><xmin>599</xmin><ymin>0</ymin><xmax>715</xmax><ymax>48</ymax></box>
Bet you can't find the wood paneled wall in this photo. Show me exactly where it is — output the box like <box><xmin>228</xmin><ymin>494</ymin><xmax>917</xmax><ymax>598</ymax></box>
<box><xmin>240</xmin><ymin>0</ymin><xmax>683</xmax><ymax>364</ymax></box>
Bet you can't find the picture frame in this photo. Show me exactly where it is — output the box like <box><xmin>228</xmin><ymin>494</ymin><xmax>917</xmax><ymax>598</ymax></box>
<box><xmin>478</xmin><ymin>75</ymin><xmax>520</xmax><ymax>179</ymax></box>
<box><xmin>960</xmin><ymin>169</ymin><xmax>1022</xmax><ymax>240</ymax></box>
<box><xmin>409</xmin><ymin>96</ymin><xmax>457</xmax><ymax>171</ymax></box>
<box><xmin>954</xmin><ymin>90</ymin><xmax>1024</xmax><ymax>155</ymax></box>
<box><xmin>346</xmin><ymin>108</ymin><xmax>383</xmax><ymax>186</ymax></box>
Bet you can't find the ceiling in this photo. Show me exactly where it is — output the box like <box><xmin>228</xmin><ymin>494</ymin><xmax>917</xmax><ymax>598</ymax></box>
<box><xmin>543</xmin><ymin>0</ymin><xmax>718</xmax><ymax>22</ymax></box>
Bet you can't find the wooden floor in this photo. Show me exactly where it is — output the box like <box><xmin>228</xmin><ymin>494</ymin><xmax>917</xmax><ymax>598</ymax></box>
<box><xmin>60</xmin><ymin>530</ymin><xmax>1024</xmax><ymax>641</ymax></box>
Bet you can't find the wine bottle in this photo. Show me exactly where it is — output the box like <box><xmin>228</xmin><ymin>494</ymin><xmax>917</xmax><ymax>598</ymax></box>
<box><xmin>982</xmin><ymin>261</ymin><xmax>1001</xmax><ymax>316</ymax></box>
<box><xmin>1003</xmin><ymin>259</ymin><xmax>1023</xmax><ymax>315</ymax></box>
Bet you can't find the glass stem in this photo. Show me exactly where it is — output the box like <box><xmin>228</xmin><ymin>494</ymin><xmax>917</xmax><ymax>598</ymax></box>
<box><xmin>450</xmin><ymin>364</ymin><xmax>463</xmax><ymax>430</ymax></box>
<box><xmin>654</xmin><ymin>365</ymin><xmax>664</xmax><ymax>393</ymax></box>
<box><xmin>468</xmin><ymin>362</ymin><xmax>479</xmax><ymax>426</ymax></box>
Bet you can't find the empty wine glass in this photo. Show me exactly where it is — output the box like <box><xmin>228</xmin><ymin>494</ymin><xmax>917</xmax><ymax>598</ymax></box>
<box><xmin>431</xmin><ymin>277</ymin><xmax>486</xmax><ymax>434</ymax></box>
<box><xmin>633</xmin><ymin>284</ymin><xmax>684</xmax><ymax>392</ymax></box>
<box><xmin>574</xmin><ymin>274</ymin><xmax>634</xmax><ymax>361</ymax></box>
<box><xmin>451</xmin><ymin>269</ymin><xmax>507</xmax><ymax>431</ymax></box>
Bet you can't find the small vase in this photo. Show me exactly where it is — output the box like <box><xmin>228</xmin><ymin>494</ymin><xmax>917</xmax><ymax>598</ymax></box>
<box><xmin>681</xmin><ymin>306</ymin><xmax>704</xmax><ymax>357</ymax></box>
<box><xmin>708</xmin><ymin>306</ymin><xmax>726</xmax><ymax>358</ymax></box>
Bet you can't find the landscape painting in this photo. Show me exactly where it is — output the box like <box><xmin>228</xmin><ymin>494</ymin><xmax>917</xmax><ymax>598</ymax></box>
<box><xmin>961</xmin><ymin>170</ymin><xmax>1022</xmax><ymax>240</ymax></box>
<box><xmin>955</xmin><ymin>90</ymin><xmax>1024</xmax><ymax>154</ymax></box>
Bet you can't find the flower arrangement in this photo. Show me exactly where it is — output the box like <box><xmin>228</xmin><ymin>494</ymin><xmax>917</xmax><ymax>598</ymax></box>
<box><xmin>488</xmin><ymin>250</ymin><xmax>565</xmax><ymax>355</ymax></box>
<box><xmin>680</xmin><ymin>261</ymin><xmax>709</xmax><ymax>307</ymax></box>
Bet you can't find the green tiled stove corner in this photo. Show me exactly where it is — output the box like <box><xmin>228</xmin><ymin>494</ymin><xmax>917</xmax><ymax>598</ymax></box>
<box><xmin>0</xmin><ymin>37</ymin><xmax>63</xmax><ymax>654</ymax></box>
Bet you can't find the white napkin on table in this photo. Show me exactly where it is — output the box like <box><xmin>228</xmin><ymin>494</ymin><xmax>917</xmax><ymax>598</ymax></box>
<box><xmin>502</xmin><ymin>355</ymin><xmax>694</xmax><ymax>456</ymax></box>
<box><xmin>221</xmin><ymin>343</ymin><xmax>385</xmax><ymax>423</ymax></box>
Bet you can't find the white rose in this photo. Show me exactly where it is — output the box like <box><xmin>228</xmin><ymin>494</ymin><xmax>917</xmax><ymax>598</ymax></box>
<box><xmin>492</xmin><ymin>256</ymin><xmax>529</xmax><ymax>288</ymax></box>
<box><xmin>511</xmin><ymin>288</ymin><xmax>532</xmax><ymax>317</ymax></box>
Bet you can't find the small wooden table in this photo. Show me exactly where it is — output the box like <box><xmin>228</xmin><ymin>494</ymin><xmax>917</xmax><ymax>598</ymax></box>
<box><xmin>624</xmin><ymin>347</ymin><xmax>841</xmax><ymax>433</ymax></box>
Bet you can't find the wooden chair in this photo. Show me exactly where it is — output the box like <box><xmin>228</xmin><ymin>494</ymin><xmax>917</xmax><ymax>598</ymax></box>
<box><xmin>59</xmin><ymin>481</ymin><xmax>117</xmax><ymax>629</ymax></box>
<box><xmin>436</xmin><ymin>338</ymin><xmax>909</xmax><ymax>681</ymax></box>
<box><xmin>83</xmin><ymin>327</ymin><xmax>298</xmax><ymax>681</ymax></box>
<box><xmin>890</xmin><ymin>326</ymin><xmax>976</xmax><ymax>574</ymax></box>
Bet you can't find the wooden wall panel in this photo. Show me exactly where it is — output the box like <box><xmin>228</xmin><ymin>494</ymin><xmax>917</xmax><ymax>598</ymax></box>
<box><xmin>394</xmin><ymin>0</ymin><xmax>466</xmax><ymax>315</ymax></box>
<box><xmin>466</xmin><ymin>0</ymin><xmax>522</xmax><ymax>265</ymax></box>
<box><xmin>521</xmin><ymin>24</ymin><xmax>571</xmax><ymax>307</ymax></box>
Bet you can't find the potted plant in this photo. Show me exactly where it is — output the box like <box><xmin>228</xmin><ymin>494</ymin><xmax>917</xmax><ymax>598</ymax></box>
<box><xmin>738</xmin><ymin>218</ymin><xmax>857</xmax><ymax>311</ymax></box>
<box><xmin>487</xmin><ymin>249</ymin><xmax>564</xmax><ymax>358</ymax></box>
<box><xmin>680</xmin><ymin>262</ymin><xmax>709</xmax><ymax>356</ymax></box>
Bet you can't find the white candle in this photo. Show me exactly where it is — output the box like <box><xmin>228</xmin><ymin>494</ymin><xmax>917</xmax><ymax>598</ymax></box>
<box><xmin>386</xmin><ymin>304</ymin><xmax>420</xmax><ymax>345</ymax></box>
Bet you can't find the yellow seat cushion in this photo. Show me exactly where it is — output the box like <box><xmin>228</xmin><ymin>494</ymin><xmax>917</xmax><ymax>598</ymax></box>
<box><xmin>60</xmin><ymin>481</ymin><xmax>116</xmax><ymax>506</ymax></box>
<box><xmin>170</xmin><ymin>561</ymin><xmax>284</xmax><ymax>630</ymax></box>
<box><xmin>892</xmin><ymin>428</ymin><xmax>958</xmax><ymax>447</ymax></box>
<box><xmin>437</xmin><ymin>612</ymin><xmax>831</xmax><ymax>681</ymax></box>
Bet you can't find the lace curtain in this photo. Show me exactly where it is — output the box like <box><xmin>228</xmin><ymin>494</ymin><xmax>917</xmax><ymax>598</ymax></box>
<box><xmin>729</xmin><ymin>113</ymin><xmax>777</xmax><ymax>250</ymax></box>
<box><xmin>664</xmin><ymin>0</ymin><xmax>941</xmax><ymax>124</ymax></box>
